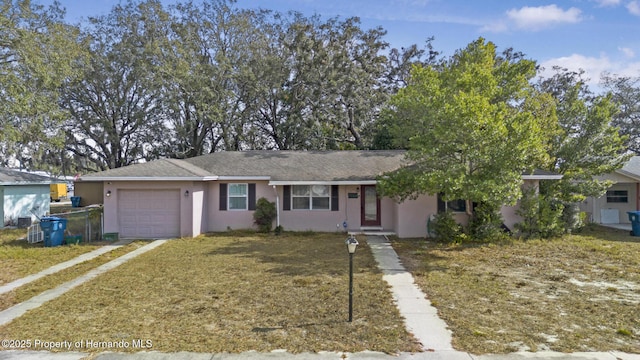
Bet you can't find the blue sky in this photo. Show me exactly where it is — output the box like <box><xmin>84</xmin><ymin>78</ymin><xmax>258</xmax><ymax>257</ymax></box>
<box><xmin>47</xmin><ymin>0</ymin><xmax>640</xmax><ymax>87</ymax></box>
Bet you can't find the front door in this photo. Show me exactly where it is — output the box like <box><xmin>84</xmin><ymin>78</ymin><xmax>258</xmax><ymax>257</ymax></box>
<box><xmin>361</xmin><ymin>185</ymin><xmax>381</xmax><ymax>227</ymax></box>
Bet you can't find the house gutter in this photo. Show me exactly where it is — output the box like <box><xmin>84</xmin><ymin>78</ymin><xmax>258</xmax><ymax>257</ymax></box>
<box><xmin>269</xmin><ymin>180</ymin><xmax>378</xmax><ymax>186</ymax></box>
<box><xmin>521</xmin><ymin>175</ymin><xmax>563</xmax><ymax>180</ymax></box>
<box><xmin>78</xmin><ymin>176</ymin><xmax>218</xmax><ymax>181</ymax></box>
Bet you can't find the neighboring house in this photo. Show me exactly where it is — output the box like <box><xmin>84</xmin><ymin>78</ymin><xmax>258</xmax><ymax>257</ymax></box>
<box><xmin>76</xmin><ymin>150</ymin><xmax>560</xmax><ymax>239</ymax></box>
<box><xmin>0</xmin><ymin>168</ymin><xmax>52</xmax><ymax>228</ymax></box>
<box><xmin>581</xmin><ymin>156</ymin><xmax>640</xmax><ymax>225</ymax></box>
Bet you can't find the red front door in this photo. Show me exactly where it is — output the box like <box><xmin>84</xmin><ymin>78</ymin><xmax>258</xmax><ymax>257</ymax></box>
<box><xmin>361</xmin><ymin>185</ymin><xmax>381</xmax><ymax>226</ymax></box>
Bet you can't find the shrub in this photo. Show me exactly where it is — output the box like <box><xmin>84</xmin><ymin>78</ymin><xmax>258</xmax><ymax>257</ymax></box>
<box><xmin>431</xmin><ymin>211</ymin><xmax>463</xmax><ymax>243</ymax></box>
<box><xmin>515</xmin><ymin>187</ymin><xmax>564</xmax><ymax>239</ymax></box>
<box><xmin>469</xmin><ymin>202</ymin><xmax>508</xmax><ymax>241</ymax></box>
<box><xmin>253</xmin><ymin>197</ymin><xmax>276</xmax><ymax>233</ymax></box>
<box><xmin>562</xmin><ymin>202</ymin><xmax>584</xmax><ymax>233</ymax></box>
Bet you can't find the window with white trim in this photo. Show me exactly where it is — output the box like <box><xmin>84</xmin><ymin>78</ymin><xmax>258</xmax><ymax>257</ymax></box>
<box><xmin>606</xmin><ymin>190</ymin><xmax>628</xmax><ymax>203</ymax></box>
<box><xmin>228</xmin><ymin>183</ymin><xmax>248</xmax><ymax>210</ymax></box>
<box><xmin>292</xmin><ymin>185</ymin><xmax>330</xmax><ymax>210</ymax></box>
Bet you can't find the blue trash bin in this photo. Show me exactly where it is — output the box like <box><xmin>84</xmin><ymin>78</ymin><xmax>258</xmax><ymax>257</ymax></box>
<box><xmin>70</xmin><ymin>196</ymin><xmax>81</xmax><ymax>207</ymax></box>
<box><xmin>627</xmin><ymin>211</ymin><xmax>640</xmax><ymax>236</ymax></box>
<box><xmin>41</xmin><ymin>217</ymin><xmax>68</xmax><ymax>247</ymax></box>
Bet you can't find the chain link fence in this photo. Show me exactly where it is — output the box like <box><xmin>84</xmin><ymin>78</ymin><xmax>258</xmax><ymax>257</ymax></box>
<box><xmin>56</xmin><ymin>206</ymin><xmax>103</xmax><ymax>242</ymax></box>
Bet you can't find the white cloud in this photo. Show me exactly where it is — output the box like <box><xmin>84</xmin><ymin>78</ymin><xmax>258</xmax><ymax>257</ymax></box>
<box><xmin>619</xmin><ymin>47</ymin><xmax>636</xmax><ymax>58</ymax></box>
<box><xmin>506</xmin><ymin>5</ymin><xmax>583</xmax><ymax>31</ymax></box>
<box><xmin>539</xmin><ymin>53</ymin><xmax>640</xmax><ymax>90</ymax></box>
<box><xmin>628</xmin><ymin>1</ymin><xmax>640</xmax><ymax>15</ymax></box>
<box><xmin>592</xmin><ymin>0</ymin><xmax>621</xmax><ymax>7</ymax></box>
<box><xmin>479</xmin><ymin>21</ymin><xmax>508</xmax><ymax>33</ymax></box>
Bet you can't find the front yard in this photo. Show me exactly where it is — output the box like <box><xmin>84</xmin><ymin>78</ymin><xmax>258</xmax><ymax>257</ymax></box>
<box><xmin>2</xmin><ymin>226</ymin><xmax>638</xmax><ymax>355</ymax></box>
<box><xmin>0</xmin><ymin>232</ymin><xmax>421</xmax><ymax>354</ymax></box>
<box><xmin>392</xmin><ymin>225</ymin><xmax>640</xmax><ymax>354</ymax></box>
<box><xmin>0</xmin><ymin>229</ymin><xmax>105</xmax><ymax>285</ymax></box>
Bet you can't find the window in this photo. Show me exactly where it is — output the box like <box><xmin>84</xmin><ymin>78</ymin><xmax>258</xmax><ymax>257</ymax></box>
<box><xmin>292</xmin><ymin>185</ymin><xmax>330</xmax><ymax>210</ymax></box>
<box><xmin>228</xmin><ymin>183</ymin><xmax>248</xmax><ymax>210</ymax></box>
<box><xmin>606</xmin><ymin>190</ymin><xmax>628</xmax><ymax>203</ymax></box>
<box><xmin>446</xmin><ymin>199</ymin><xmax>467</xmax><ymax>212</ymax></box>
<box><xmin>437</xmin><ymin>193</ymin><xmax>466</xmax><ymax>213</ymax></box>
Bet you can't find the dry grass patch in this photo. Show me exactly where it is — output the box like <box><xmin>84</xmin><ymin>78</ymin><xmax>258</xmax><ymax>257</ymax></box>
<box><xmin>0</xmin><ymin>229</ymin><xmax>104</xmax><ymax>284</ymax></box>
<box><xmin>0</xmin><ymin>241</ymin><xmax>146</xmax><ymax>311</ymax></box>
<box><xmin>0</xmin><ymin>232</ymin><xmax>422</xmax><ymax>354</ymax></box>
<box><xmin>392</xmin><ymin>225</ymin><xmax>640</xmax><ymax>354</ymax></box>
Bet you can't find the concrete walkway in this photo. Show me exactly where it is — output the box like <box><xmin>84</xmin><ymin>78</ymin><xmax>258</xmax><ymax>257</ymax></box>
<box><xmin>0</xmin><ymin>240</ymin><xmax>133</xmax><ymax>295</ymax></box>
<box><xmin>365</xmin><ymin>235</ymin><xmax>454</xmax><ymax>352</ymax></box>
<box><xmin>0</xmin><ymin>240</ymin><xmax>167</xmax><ymax>326</ymax></box>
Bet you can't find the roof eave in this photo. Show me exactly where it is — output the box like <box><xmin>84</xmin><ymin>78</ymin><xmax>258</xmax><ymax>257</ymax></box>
<box><xmin>218</xmin><ymin>176</ymin><xmax>271</xmax><ymax>181</ymax></box>
<box><xmin>78</xmin><ymin>176</ymin><xmax>219</xmax><ymax>182</ymax></box>
<box><xmin>269</xmin><ymin>180</ymin><xmax>378</xmax><ymax>185</ymax></box>
<box><xmin>615</xmin><ymin>169</ymin><xmax>640</xmax><ymax>182</ymax></box>
<box><xmin>521</xmin><ymin>175</ymin><xmax>564</xmax><ymax>180</ymax></box>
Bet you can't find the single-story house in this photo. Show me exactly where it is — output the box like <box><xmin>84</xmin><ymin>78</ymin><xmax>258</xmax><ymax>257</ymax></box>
<box><xmin>76</xmin><ymin>150</ymin><xmax>561</xmax><ymax>239</ymax></box>
<box><xmin>581</xmin><ymin>156</ymin><xmax>640</xmax><ymax>225</ymax></box>
<box><xmin>0</xmin><ymin>168</ymin><xmax>52</xmax><ymax>228</ymax></box>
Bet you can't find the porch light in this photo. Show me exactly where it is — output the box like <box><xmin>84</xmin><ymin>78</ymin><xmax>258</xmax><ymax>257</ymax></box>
<box><xmin>106</xmin><ymin>190</ymin><xmax>112</xmax><ymax>197</ymax></box>
<box><xmin>184</xmin><ymin>190</ymin><xmax>189</xmax><ymax>197</ymax></box>
<box><xmin>346</xmin><ymin>235</ymin><xmax>359</xmax><ymax>322</ymax></box>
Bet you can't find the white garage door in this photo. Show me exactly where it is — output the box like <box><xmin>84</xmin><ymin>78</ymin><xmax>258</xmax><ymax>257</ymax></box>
<box><xmin>118</xmin><ymin>189</ymin><xmax>181</xmax><ymax>239</ymax></box>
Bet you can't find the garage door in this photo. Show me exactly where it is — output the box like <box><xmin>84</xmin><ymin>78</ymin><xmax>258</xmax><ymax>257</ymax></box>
<box><xmin>118</xmin><ymin>189</ymin><xmax>181</xmax><ymax>238</ymax></box>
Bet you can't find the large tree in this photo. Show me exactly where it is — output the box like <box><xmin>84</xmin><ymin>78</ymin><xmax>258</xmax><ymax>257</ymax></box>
<box><xmin>538</xmin><ymin>68</ymin><xmax>629</xmax><ymax>202</ymax></box>
<box><xmin>0</xmin><ymin>0</ymin><xmax>85</xmax><ymax>169</ymax></box>
<box><xmin>601</xmin><ymin>72</ymin><xmax>640</xmax><ymax>154</ymax></box>
<box><xmin>61</xmin><ymin>0</ymin><xmax>167</xmax><ymax>170</ymax></box>
<box><xmin>379</xmin><ymin>38</ymin><xmax>553</xmax><ymax>211</ymax></box>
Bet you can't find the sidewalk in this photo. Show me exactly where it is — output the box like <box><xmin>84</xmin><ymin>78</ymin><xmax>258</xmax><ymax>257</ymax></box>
<box><xmin>1</xmin><ymin>235</ymin><xmax>639</xmax><ymax>360</ymax></box>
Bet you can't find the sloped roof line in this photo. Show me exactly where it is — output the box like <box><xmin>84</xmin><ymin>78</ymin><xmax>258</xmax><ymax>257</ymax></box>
<box><xmin>0</xmin><ymin>168</ymin><xmax>55</xmax><ymax>185</ymax></box>
<box><xmin>79</xmin><ymin>150</ymin><xmax>562</xmax><ymax>182</ymax></box>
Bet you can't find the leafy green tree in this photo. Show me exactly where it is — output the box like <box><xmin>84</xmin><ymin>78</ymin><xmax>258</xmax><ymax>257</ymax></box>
<box><xmin>537</xmin><ymin>68</ymin><xmax>630</xmax><ymax>203</ymax></box>
<box><xmin>379</xmin><ymin>38</ymin><xmax>552</xmax><ymax>213</ymax></box>
<box><xmin>0</xmin><ymin>0</ymin><xmax>85</xmax><ymax>168</ymax></box>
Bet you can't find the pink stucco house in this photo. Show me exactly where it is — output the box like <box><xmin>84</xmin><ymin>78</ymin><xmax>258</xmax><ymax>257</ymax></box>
<box><xmin>77</xmin><ymin>150</ymin><xmax>561</xmax><ymax>239</ymax></box>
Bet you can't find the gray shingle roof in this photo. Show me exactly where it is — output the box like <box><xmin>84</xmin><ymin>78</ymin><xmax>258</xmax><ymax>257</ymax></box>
<box><xmin>79</xmin><ymin>150</ymin><xmax>562</xmax><ymax>182</ymax></box>
<box><xmin>185</xmin><ymin>150</ymin><xmax>407</xmax><ymax>181</ymax></box>
<box><xmin>0</xmin><ymin>168</ymin><xmax>54</xmax><ymax>185</ymax></box>
<box><xmin>81</xmin><ymin>150</ymin><xmax>408</xmax><ymax>182</ymax></box>
<box><xmin>617</xmin><ymin>156</ymin><xmax>640</xmax><ymax>180</ymax></box>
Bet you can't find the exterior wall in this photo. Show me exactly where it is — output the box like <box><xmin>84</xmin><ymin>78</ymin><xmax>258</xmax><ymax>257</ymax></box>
<box><xmin>0</xmin><ymin>186</ymin><xmax>3</xmax><ymax>228</ymax></box>
<box><xmin>205</xmin><ymin>183</ymin><xmax>395</xmax><ymax>233</ymax></box>
<box><xmin>2</xmin><ymin>185</ymin><xmax>50</xmax><ymax>227</ymax></box>
<box><xmin>73</xmin><ymin>181</ymin><xmax>104</xmax><ymax>206</ymax></box>
<box><xmin>207</xmin><ymin>181</ymin><xmax>276</xmax><ymax>232</ymax></box>
<box><xmin>191</xmin><ymin>182</ymin><xmax>207</xmax><ymax>236</ymax></box>
<box><xmin>394</xmin><ymin>194</ymin><xmax>438</xmax><ymax>238</ymax></box>
<box><xmin>581</xmin><ymin>172</ymin><xmax>639</xmax><ymax>224</ymax></box>
<box><xmin>103</xmin><ymin>181</ymin><xmax>196</xmax><ymax>237</ymax></box>
<box><xmin>501</xmin><ymin>179</ymin><xmax>540</xmax><ymax>231</ymax></box>
<box><xmin>274</xmin><ymin>185</ymin><xmax>346</xmax><ymax>233</ymax></box>
<box><xmin>587</xmin><ymin>182</ymin><xmax>637</xmax><ymax>224</ymax></box>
